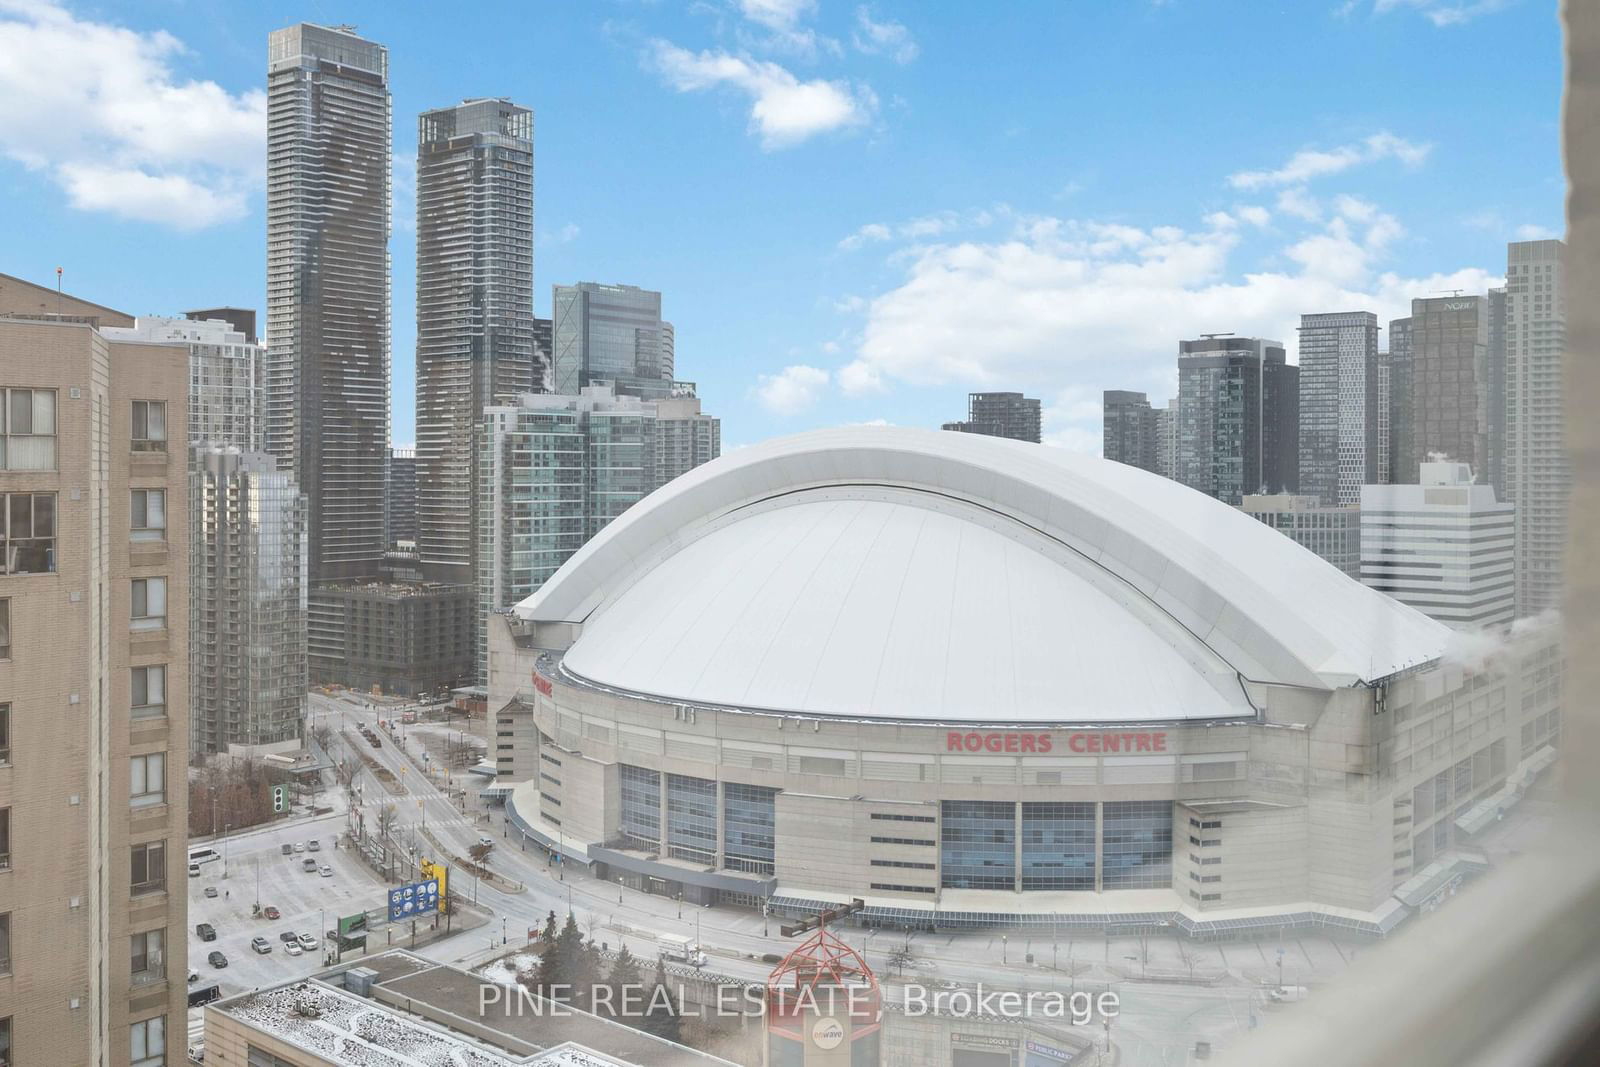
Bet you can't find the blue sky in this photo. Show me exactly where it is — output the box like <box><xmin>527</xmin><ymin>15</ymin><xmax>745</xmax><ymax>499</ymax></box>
<box><xmin>0</xmin><ymin>0</ymin><xmax>1563</xmax><ymax>450</ymax></box>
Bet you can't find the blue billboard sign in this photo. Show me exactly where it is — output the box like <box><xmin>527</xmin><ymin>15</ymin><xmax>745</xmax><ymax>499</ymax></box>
<box><xmin>387</xmin><ymin>878</ymin><xmax>441</xmax><ymax>922</ymax></box>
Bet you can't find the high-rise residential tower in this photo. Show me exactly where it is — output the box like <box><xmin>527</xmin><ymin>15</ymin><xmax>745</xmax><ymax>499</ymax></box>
<box><xmin>1102</xmin><ymin>389</ymin><xmax>1159</xmax><ymax>471</ymax></box>
<box><xmin>550</xmin><ymin>283</ymin><xmax>676</xmax><ymax>399</ymax></box>
<box><xmin>415</xmin><ymin>98</ymin><xmax>536</xmax><ymax>585</ymax></box>
<box><xmin>1154</xmin><ymin>398</ymin><xmax>1179</xmax><ymax>480</ymax></box>
<box><xmin>1504</xmin><ymin>239</ymin><xmax>1569</xmax><ymax>616</ymax></box>
<box><xmin>188</xmin><ymin>447</ymin><xmax>308</xmax><ymax>755</ymax></box>
<box><xmin>941</xmin><ymin>392</ymin><xmax>1043</xmax><ymax>443</ymax></box>
<box><xmin>385</xmin><ymin>446</ymin><xmax>417</xmax><ymax>546</ymax></box>
<box><xmin>1361</xmin><ymin>460</ymin><xmax>1515</xmax><ymax>630</ymax></box>
<box><xmin>101</xmin><ymin>315</ymin><xmax>309</xmax><ymax>757</ymax></box>
<box><xmin>1176</xmin><ymin>336</ymin><xmax>1298</xmax><ymax>505</ymax></box>
<box><xmin>1406</xmin><ymin>296</ymin><xmax>1488</xmax><ymax>484</ymax></box>
<box><xmin>0</xmin><ymin>309</ymin><xmax>190</xmax><ymax>1065</ymax></box>
<box><xmin>1387</xmin><ymin>316</ymin><xmax>1413</xmax><ymax>482</ymax></box>
<box><xmin>265</xmin><ymin>23</ymin><xmax>392</xmax><ymax>580</ymax></box>
<box><xmin>1297</xmin><ymin>311</ymin><xmax>1379</xmax><ymax>506</ymax></box>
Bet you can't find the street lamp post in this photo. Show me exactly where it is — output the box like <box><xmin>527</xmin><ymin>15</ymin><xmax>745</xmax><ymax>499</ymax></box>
<box><xmin>1001</xmin><ymin>934</ymin><xmax>1008</xmax><ymax>965</ymax></box>
<box><xmin>223</xmin><ymin>823</ymin><xmax>231</xmax><ymax>878</ymax></box>
<box><xmin>618</xmin><ymin>877</ymin><xmax>624</xmax><ymax>904</ymax></box>
<box><xmin>676</xmin><ymin>893</ymin><xmax>683</xmax><ymax>920</ymax></box>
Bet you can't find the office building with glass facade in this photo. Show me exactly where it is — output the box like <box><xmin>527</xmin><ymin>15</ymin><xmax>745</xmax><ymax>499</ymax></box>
<box><xmin>487</xmin><ymin>428</ymin><xmax>1562</xmax><ymax>935</ymax></box>
<box><xmin>1176</xmin><ymin>336</ymin><xmax>1298</xmax><ymax>505</ymax></box>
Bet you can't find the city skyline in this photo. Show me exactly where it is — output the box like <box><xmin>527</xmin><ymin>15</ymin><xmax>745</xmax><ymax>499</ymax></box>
<box><xmin>0</xmin><ymin>1</ymin><xmax>1563</xmax><ymax>452</ymax></box>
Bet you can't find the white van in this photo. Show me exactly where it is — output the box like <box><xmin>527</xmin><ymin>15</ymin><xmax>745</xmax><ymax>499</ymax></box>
<box><xmin>188</xmin><ymin>846</ymin><xmax>221</xmax><ymax>867</ymax></box>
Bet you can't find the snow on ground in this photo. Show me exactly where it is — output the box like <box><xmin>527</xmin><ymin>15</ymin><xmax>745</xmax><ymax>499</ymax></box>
<box><xmin>475</xmin><ymin>951</ymin><xmax>542</xmax><ymax>987</ymax></box>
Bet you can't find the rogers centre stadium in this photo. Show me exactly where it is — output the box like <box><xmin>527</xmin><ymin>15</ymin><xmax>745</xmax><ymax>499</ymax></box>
<box><xmin>487</xmin><ymin>427</ymin><xmax>1562</xmax><ymax>937</ymax></box>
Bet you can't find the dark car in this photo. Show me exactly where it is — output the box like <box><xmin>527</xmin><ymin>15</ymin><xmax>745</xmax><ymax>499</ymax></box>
<box><xmin>207</xmin><ymin>951</ymin><xmax>228</xmax><ymax>968</ymax></box>
<box><xmin>196</xmin><ymin>922</ymin><xmax>217</xmax><ymax>942</ymax></box>
<box><xmin>279</xmin><ymin>930</ymin><xmax>298</xmax><ymax>943</ymax></box>
<box><xmin>281</xmin><ymin>842</ymin><xmax>294</xmax><ymax>855</ymax></box>
<box><xmin>263</xmin><ymin>905</ymin><xmax>280</xmax><ymax>919</ymax></box>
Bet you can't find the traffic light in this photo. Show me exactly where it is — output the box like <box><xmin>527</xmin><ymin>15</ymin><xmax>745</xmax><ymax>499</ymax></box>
<box><xmin>272</xmin><ymin>784</ymin><xmax>288</xmax><ymax>813</ymax></box>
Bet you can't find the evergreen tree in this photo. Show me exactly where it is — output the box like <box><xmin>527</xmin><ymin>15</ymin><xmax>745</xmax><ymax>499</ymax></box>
<box><xmin>638</xmin><ymin>955</ymin><xmax>682</xmax><ymax>1042</ymax></box>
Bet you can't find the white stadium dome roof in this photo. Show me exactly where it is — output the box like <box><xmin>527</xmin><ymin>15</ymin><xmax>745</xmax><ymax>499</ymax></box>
<box><xmin>515</xmin><ymin>427</ymin><xmax>1449</xmax><ymax>724</ymax></box>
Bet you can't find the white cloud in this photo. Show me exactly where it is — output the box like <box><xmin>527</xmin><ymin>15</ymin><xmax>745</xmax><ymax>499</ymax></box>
<box><xmin>0</xmin><ymin>0</ymin><xmax>265</xmax><ymax>228</ymax></box>
<box><xmin>1276</xmin><ymin>187</ymin><xmax>1322</xmax><ymax>221</ymax></box>
<box><xmin>738</xmin><ymin>0</ymin><xmax>815</xmax><ymax>31</ymax></box>
<box><xmin>852</xmin><ymin>7</ymin><xmax>919</xmax><ymax>64</ymax></box>
<box><xmin>1236</xmin><ymin>205</ymin><xmax>1272</xmax><ymax>228</ymax></box>
<box><xmin>1366</xmin><ymin>0</ymin><xmax>1513</xmax><ymax>27</ymax></box>
<box><xmin>1515</xmin><ymin>223</ymin><xmax>1559</xmax><ymax>240</ymax></box>
<box><xmin>837</xmin><ymin>203</ymin><xmax>1498</xmax><ymax>402</ymax></box>
<box><xmin>838</xmin><ymin>222</ymin><xmax>892</xmax><ymax>250</ymax></box>
<box><xmin>755</xmin><ymin>364</ymin><xmax>831</xmax><ymax>413</ymax></box>
<box><xmin>556</xmin><ymin>222</ymin><xmax>582</xmax><ymax>243</ymax></box>
<box><xmin>648</xmin><ymin>40</ymin><xmax>874</xmax><ymax>148</ymax></box>
<box><xmin>1228</xmin><ymin>132</ymin><xmax>1431</xmax><ymax>190</ymax></box>
<box><xmin>836</xmin><ymin>207</ymin><xmax>1004</xmax><ymax>252</ymax></box>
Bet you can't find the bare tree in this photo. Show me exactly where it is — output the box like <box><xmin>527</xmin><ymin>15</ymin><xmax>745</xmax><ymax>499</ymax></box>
<box><xmin>469</xmin><ymin>841</ymin><xmax>495</xmax><ymax>865</ymax></box>
<box><xmin>377</xmin><ymin>802</ymin><xmax>399</xmax><ymax>840</ymax></box>
<box><xmin>310</xmin><ymin>722</ymin><xmax>333</xmax><ymax>753</ymax></box>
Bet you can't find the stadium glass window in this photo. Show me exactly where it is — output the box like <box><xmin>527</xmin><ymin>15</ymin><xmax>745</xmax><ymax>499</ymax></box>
<box><xmin>618</xmin><ymin>764</ymin><xmax>661</xmax><ymax>847</ymax></box>
<box><xmin>1021</xmin><ymin>802</ymin><xmax>1096</xmax><ymax>891</ymax></box>
<box><xmin>940</xmin><ymin>800</ymin><xmax>1016</xmax><ymax>890</ymax></box>
<box><xmin>131</xmin><ymin>400</ymin><xmax>167</xmax><ymax>451</ymax></box>
<box><xmin>723</xmin><ymin>782</ymin><xmax>778</xmax><ymax>874</ymax></box>
<box><xmin>1</xmin><ymin>388</ymin><xmax>55</xmax><ymax>470</ymax></box>
<box><xmin>1</xmin><ymin>492</ymin><xmax>56</xmax><ymax>575</ymax></box>
<box><xmin>1102</xmin><ymin>801</ymin><xmax>1174</xmax><ymax>890</ymax></box>
<box><xmin>666</xmin><ymin>773</ymin><xmax>718</xmax><ymax>865</ymax></box>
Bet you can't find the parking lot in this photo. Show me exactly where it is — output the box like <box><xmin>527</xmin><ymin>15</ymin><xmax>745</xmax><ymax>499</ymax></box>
<box><xmin>186</xmin><ymin>813</ymin><xmax>393</xmax><ymax>997</ymax></box>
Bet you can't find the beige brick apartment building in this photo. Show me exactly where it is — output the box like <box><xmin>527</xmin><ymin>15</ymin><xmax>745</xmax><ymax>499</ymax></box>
<box><xmin>0</xmin><ymin>293</ymin><xmax>189</xmax><ymax>1065</ymax></box>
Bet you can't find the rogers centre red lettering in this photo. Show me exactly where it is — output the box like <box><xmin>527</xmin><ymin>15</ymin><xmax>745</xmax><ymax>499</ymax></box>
<box><xmin>532</xmin><ymin>673</ymin><xmax>553</xmax><ymax>697</ymax></box>
<box><xmin>944</xmin><ymin>731</ymin><xmax>1168</xmax><ymax>753</ymax></box>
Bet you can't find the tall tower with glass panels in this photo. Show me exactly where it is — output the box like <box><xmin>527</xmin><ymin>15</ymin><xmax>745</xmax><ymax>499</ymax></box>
<box><xmin>1297</xmin><ymin>311</ymin><xmax>1379</xmax><ymax>507</ymax></box>
<box><xmin>265</xmin><ymin>23</ymin><xmax>391</xmax><ymax>580</ymax></box>
<box><xmin>550</xmin><ymin>283</ymin><xmax>676</xmax><ymax>399</ymax></box>
<box><xmin>415</xmin><ymin>98</ymin><xmax>536</xmax><ymax>585</ymax></box>
<box><xmin>1176</xmin><ymin>336</ymin><xmax>1298</xmax><ymax>505</ymax></box>
<box><xmin>1504</xmin><ymin>239</ymin><xmax>1568</xmax><ymax>616</ymax></box>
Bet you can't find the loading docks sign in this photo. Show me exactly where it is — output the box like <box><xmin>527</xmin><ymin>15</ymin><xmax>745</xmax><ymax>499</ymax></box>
<box><xmin>387</xmin><ymin>878</ymin><xmax>441</xmax><ymax>922</ymax></box>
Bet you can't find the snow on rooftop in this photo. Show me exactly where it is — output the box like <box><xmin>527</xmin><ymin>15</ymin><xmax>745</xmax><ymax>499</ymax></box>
<box><xmin>223</xmin><ymin>982</ymin><xmax>514</xmax><ymax>1067</ymax></box>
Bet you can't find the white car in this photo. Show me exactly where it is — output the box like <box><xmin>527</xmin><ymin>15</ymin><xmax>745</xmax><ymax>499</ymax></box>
<box><xmin>318</xmin><ymin>864</ymin><xmax>333</xmax><ymax>878</ymax></box>
<box><xmin>284</xmin><ymin>941</ymin><xmax>303</xmax><ymax>956</ymax></box>
<box><xmin>296</xmin><ymin>933</ymin><xmax>319</xmax><ymax>950</ymax></box>
<box><xmin>293</xmin><ymin>842</ymin><xmax>306</xmax><ymax>853</ymax></box>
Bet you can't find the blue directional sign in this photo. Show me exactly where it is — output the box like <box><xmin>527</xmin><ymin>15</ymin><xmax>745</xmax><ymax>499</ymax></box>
<box><xmin>387</xmin><ymin>878</ymin><xmax>441</xmax><ymax>922</ymax></box>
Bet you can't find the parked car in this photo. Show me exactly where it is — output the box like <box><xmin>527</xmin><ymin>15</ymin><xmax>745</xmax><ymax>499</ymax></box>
<box><xmin>281</xmin><ymin>842</ymin><xmax>294</xmax><ymax>856</ymax></box>
<box><xmin>203</xmin><ymin>886</ymin><xmax>219</xmax><ymax>899</ymax></box>
<box><xmin>296</xmin><ymin>933</ymin><xmax>318</xmax><ymax>950</ymax></box>
<box><xmin>263</xmin><ymin>905</ymin><xmax>281</xmax><ymax>920</ymax></box>
<box><xmin>284</xmin><ymin>942</ymin><xmax>303</xmax><ymax>957</ymax></box>
<box><xmin>251</xmin><ymin>937</ymin><xmax>272</xmax><ymax>954</ymax></box>
<box><xmin>188</xmin><ymin>970</ymin><xmax>200</xmax><ymax>984</ymax></box>
<box><xmin>278</xmin><ymin>930</ymin><xmax>298</xmax><ymax>943</ymax></box>
<box><xmin>293</xmin><ymin>841</ymin><xmax>306</xmax><ymax>853</ymax></box>
<box><xmin>307</xmin><ymin>839</ymin><xmax>321</xmax><ymax>852</ymax></box>
<box><xmin>302</xmin><ymin>857</ymin><xmax>319</xmax><ymax>872</ymax></box>
<box><xmin>319</xmin><ymin>864</ymin><xmax>333</xmax><ymax>878</ymax></box>
<box><xmin>207</xmin><ymin>951</ymin><xmax>228</xmax><ymax>968</ymax></box>
<box><xmin>188</xmin><ymin>862</ymin><xmax>202</xmax><ymax>878</ymax></box>
<box><xmin>196</xmin><ymin>923</ymin><xmax>217</xmax><ymax>942</ymax></box>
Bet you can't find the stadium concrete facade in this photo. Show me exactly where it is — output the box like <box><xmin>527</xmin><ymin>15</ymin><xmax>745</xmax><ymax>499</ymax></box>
<box><xmin>485</xmin><ymin>429</ymin><xmax>1562</xmax><ymax>937</ymax></box>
